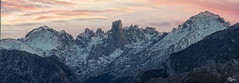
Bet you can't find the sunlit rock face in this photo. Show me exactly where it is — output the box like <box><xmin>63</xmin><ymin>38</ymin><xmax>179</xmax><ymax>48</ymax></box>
<box><xmin>105</xmin><ymin>20</ymin><xmax>127</xmax><ymax>53</ymax></box>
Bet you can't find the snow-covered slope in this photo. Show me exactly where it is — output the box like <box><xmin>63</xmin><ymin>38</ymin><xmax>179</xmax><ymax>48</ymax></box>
<box><xmin>23</xmin><ymin>26</ymin><xmax>77</xmax><ymax>51</ymax></box>
<box><xmin>0</xmin><ymin>39</ymin><xmax>43</xmax><ymax>55</ymax></box>
<box><xmin>0</xmin><ymin>11</ymin><xmax>231</xmax><ymax>82</ymax></box>
<box><xmin>24</xmin><ymin>26</ymin><xmax>59</xmax><ymax>50</ymax></box>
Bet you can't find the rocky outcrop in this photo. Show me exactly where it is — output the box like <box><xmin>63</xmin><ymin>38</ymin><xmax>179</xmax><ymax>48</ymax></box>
<box><xmin>76</xmin><ymin>28</ymin><xmax>96</xmax><ymax>48</ymax></box>
<box><xmin>105</xmin><ymin>20</ymin><xmax>128</xmax><ymax>53</ymax></box>
<box><xmin>95</xmin><ymin>28</ymin><xmax>105</xmax><ymax>38</ymax></box>
<box><xmin>124</xmin><ymin>25</ymin><xmax>146</xmax><ymax>43</ymax></box>
<box><xmin>143</xmin><ymin>26</ymin><xmax>159</xmax><ymax>34</ymax></box>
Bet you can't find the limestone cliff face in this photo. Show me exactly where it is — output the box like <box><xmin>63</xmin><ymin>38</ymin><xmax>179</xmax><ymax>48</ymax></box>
<box><xmin>105</xmin><ymin>20</ymin><xmax>127</xmax><ymax>53</ymax></box>
<box><xmin>111</xmin><ymin>20</ymin><xmax>127</xmax><ymax>48</ymax></box>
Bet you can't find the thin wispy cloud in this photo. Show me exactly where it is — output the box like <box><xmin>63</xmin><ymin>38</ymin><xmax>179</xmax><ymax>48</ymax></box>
<box><xmin>148</xmin><ymin>0</ymin><xmax>239</xmax><ymax>22</ymax></box>
<box><xmin>32</xmin><ymin>0</ymin><xmax>77</xmax><ymax>6</ymax></box>
<box><xmin>149</xmin><ymin>21</ymin><xmax>183</xmax><ymax>27</ymax></box>
<box><xmin>1</xmin><ymin>0</ymin><xmax>238</xmax><ymax>38</ymax></box>
<box><xmin>2</xmin><ymin>0</ymin><xmax>139</xmax><ymax>25</ymax></box>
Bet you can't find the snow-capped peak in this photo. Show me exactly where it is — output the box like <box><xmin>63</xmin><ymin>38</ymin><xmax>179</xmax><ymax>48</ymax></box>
<box><xmin>25</xmin><ymin>25</ymin><xmax>57</xmax><ymax>38</ymax></box>
<box><xmin>198</xmin><ymin>11</ymin><xmax>219</xmax><ymax>17</ymax></box>
<box><xmin>175</xmin><ymin>11</ymin><xmax>230</xmax><ymax>32</ymax></box>
<box><xmin>159</xmin><ymin>11</ymin><xmax>229</xmax><ymax>47</ymax></box>
<box><xmin>23</xmin><ymin>26</ymin><xmax>77</xmax><ymax>51</ymax></box>
<box><xmin>188</xmin><ymin>11</ymin><xmax>222</xmax><ymax>21</ymax></box>
<box><xmin>188</xmin><ymin>11</ymin><xmax>229</xmax><ymax>26</ymax></box>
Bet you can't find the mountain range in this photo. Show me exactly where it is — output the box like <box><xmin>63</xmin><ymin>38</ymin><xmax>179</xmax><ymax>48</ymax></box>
<box><xmin>0</xmin><ymin>11</ymin><xmax>238</xmax><ymax>83</ymax></box>
<box><xmin>128</xmin><ymin>22</ymin><xmax>239</xmax><ymax>83</ymax></box>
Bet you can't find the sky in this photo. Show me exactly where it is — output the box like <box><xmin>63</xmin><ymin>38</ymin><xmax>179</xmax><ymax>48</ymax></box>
<box><xmin>1</xmin><ymin>0</ymin><xmax>239</xmax><ymax>39</ymax></box>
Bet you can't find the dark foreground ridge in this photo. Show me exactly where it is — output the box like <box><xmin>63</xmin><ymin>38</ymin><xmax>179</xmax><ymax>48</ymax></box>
<box><xmin>0</xmin><ymin>49</ymin><xmax>82</xmax><ymax>83</ymax></box>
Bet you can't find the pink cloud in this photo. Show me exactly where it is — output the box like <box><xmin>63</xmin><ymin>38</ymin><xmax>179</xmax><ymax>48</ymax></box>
<box><xmin>32</xmin><ymin>0</ymin><xmax>77</xmax><ymax>6</ymax></box>
<box><xmin>148</xmin><ymin>0</ymin><xmax>239</xmax><ymax>23</ymax></box>
<box><xmin>1</xmin><ymin>1</ymin><xmax>39</xmax><ymax>10</ymax></box>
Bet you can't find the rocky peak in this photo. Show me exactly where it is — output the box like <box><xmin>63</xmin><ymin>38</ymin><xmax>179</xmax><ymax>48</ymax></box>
<box><xmin>104</xmin><ymin>20</ymin><xmax>127</xmax><ymax>54</ymax></box>
<box><xmin>25</xmin><ymin>25</ymin><xmax>57</xmax><ymax>38</ymax></box>
<box><xmin>60</xmin><ymin>30</ymin><xmax>66</xmax><ymax>34</ymax></box>
<box><xmin>85</xmin><ymin>28</ymin><xmax>95</xmax><ymax>35</ymax></box>
<box><xmin>23</xmin><ymin>25</ymin><xmax>77</xmax><ymax>51</ymax></box>
<box><xmin>198</xmin><ymin>11</ymin><xmax>218</xmax><ymax>17</ymax></box>
<box><xmin>37</xmin><ymin>25</ymin><xmax>55</xmax><ymax>32</ymax></box>
<box><xmin>152</xmin><ymin>11</ymin><xmax>230</xmax><ymax>52</ymax></box>
<box><xmin>144</xmin><ymin>27</ymin><xmax>158</xmax><ymax>34</ymax></box>
<box><xmin>109</xmin><ymin>20</ymin><xmax>127</xmax><ymax>46</ymax></box>
<box><xmin>25</xmin><ymin>26</ymin><xmax>74</xmax><ymax>41</ymax></box>
<box><xmin>111</xmin><ymin>20</ymin><xmax>123</xmax><ymax>31</ymax></box>
<box><xmin>76</xmin><ymin>28</ymin><xmax>96</xmax><ymax>48</ymax></box>
<box><xmin>96</xmin><ymin>28</ymin><xmax>104</xmax><ymax>34</ymax></box>
<box><xmin>95</xmin><ymin>28</ymin><xmax>105</xmax><ymax>38</ymax></box>
<box><xmin>59</xmin><ymin>30</ymin><xmax>75</xmax><ymax>47</ymax></box>
<box><xmin>192</xmin><ymin>11</ymin><xmax>221</xmax><ymax>20</ymax></box>
<box><xmin>171</xmin><ymin>28</ymin><xmax>177</xmax><ymax>33</ymax></box>
<box><xmin>110</xmin><ymin>20</ymin><xmax>125</xmax><ymax>39</ymax></box>
<box><xmin>180</xmin><ymin>11</ymin><xmax>230</xmax><ymax>30</ymax></box>
<box><xmin>128</xmin><ymin>25</ymin><xmax>140</xmax><ymax>31</ymax></box>
<box><xmin>76</xmin><ymin>28</ymin><xmax>95</xmax><ymax>39</ymax></box>
<box><xmin>59</xmin><ymin>30</ymin><xmax>73</xmax><ymax>39</ymax></box>
<box><xmin>38</xmin><ymin>25</ymin><xmax>51</xmax><ymax>30</ymax></box>
<box><xmin>124</xmin><ymin>25</ymin><xmax>146</xmax><ymax>42</ymax></box>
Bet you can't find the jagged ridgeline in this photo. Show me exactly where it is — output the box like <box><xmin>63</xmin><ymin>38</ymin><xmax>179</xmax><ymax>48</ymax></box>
<box><xmin>1</xmin><ymin>11</ymin><xmax>238</xmax><ymax>83</ymax></box>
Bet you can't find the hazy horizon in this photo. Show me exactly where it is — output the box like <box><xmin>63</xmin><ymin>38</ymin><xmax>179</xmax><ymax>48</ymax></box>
<box><xmin>1</xmin><ymin>0</ymin><xmax>239</xmax><ymax>39</ymax></box>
